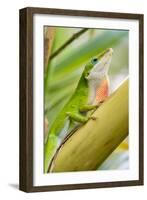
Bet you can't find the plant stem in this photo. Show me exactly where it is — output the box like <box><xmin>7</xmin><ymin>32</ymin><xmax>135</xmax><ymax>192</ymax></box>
<box><xmin>50</xmin><ymin>28</ymin><xmax>89</xmax><ymax>60</ymax></box>
<box><xmin>44</xmin><ymin>27</ymin><xmax>55</xmax><ymax>71</ymax></box>
<box><xmin>49</xmin><ymin>79</ymin><xmax>129</xmax><ymax>172</ymax></box>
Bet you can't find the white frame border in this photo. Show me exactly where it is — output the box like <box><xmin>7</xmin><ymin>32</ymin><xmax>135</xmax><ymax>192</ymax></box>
<box><xmin>33</xmin><ymin>14</ymin><xmax>139</xmax><ymax>186</ymax></box>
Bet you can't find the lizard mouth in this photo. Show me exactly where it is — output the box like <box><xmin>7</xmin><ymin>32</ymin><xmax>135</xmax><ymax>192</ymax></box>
<box><xmin>87</xmin><ymin>48</ymin><xmax>113</xmax><ymax>80</ymax></box>
<box><xmin>96</xmin><ymin>48</ymin><xmax>113</xmax><ymax>70</ymax></box>
<box><xmin>91</xmin><ymin>48</ymin><xmax>113</xmax><ymax>75</ymax></box>
<box><xmin>99</xmin><ymin>48</ymin><xmax>113</xmax><ymax>59</ymax></box>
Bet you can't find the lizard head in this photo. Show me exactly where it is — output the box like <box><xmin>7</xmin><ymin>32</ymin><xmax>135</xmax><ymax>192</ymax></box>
<box><xmin>84</xmin><ymin>48</ymin><xmax>113</xmax><ymax>81</ymax></box>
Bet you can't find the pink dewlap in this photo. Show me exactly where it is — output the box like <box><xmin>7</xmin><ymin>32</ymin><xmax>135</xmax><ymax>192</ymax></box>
<box><xmin>95</xmin><ymin>79</ymin><xmax>109</xmax><ymax>103</ymax></box>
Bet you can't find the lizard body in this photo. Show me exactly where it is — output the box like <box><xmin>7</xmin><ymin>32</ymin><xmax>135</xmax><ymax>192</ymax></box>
<box><xmin>45</xmin><ymin>48</ymin><xmax>113</xmax><ymax>172</ymax></box>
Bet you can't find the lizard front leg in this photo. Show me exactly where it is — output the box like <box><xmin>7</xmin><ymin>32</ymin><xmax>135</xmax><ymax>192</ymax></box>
<box><xmin>79</xmin><ymin>103</ymin><xmax>102</xmax><ymax>120</ymax></box>
<box><xmin>79</xmin><ymin>102</ymin><xmax>104</xmax><ymax>112</ymax></box>
<box><xmin>66</xmin><ymin>111</ymin><xmax>96</xmax><ymax>123</ymax></box>
<box><xmin>66</xmin><ymin>112</ymin><xmax>90</xmax><ymax>123</ymax></box>
<box><xmin>79</xmin><ymin>104</ymin><xmax>98</xmax><ymax>112</ymax></box>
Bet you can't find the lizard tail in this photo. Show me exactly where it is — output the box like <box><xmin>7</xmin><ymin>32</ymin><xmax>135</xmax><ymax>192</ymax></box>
<box><xmin>44</xmin><ymin>135</ymin><xmax>59</xmax><ymax>173</ymax></box>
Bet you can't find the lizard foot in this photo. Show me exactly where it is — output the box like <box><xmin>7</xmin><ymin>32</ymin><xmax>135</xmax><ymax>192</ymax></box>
<box><xmin>95</xmin><ymin>101</ymin><xmax>105</xmax><ymax>109</ymax></box>
<box><xmin>94</xmin><ymin>101</ymin><xmax>105</xmax><ymax>109</ymax></box>
<box><xmin>90</xmin><ymin>116</ymin><xmax>97</xmax><ymax>120</ymax></box>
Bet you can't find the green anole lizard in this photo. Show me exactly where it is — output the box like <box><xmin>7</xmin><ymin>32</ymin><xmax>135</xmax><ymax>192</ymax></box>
<box><xmin>45</xmin><ymin>48</ymin><xmax>113</xmax><ymax>172</ymax></box>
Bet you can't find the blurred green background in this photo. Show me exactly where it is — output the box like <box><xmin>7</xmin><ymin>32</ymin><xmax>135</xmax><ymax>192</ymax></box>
<box><xmin>44</xmin><ymin>27</ymin><xmax>129</xmax><ymax>170</ymax></box>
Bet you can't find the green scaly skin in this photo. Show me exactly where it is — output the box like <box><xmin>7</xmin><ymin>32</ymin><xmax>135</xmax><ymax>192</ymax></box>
<box><xmin>45</xmin><ymin>48</ymin><xmax>113</xmax><ymax>172</ymax></box>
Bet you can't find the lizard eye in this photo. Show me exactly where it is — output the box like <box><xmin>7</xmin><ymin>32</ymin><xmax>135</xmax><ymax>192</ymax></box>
<box><xmin>91</xmin><ymin>58</ymin><xmax>98</xmax><ymax>65</ymax></box>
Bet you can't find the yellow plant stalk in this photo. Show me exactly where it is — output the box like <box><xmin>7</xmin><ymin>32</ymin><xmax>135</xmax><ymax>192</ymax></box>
<box><xmin>49</xmin><ymin>79</ymin><xmax>129</xmax><ymax>172</ymax></box>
